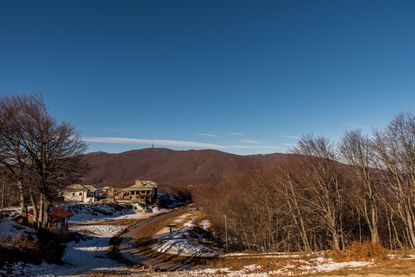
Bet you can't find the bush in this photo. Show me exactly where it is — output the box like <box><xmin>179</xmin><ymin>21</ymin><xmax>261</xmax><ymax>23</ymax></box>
<box><xmin>331</xmin><ymin>241</ymin><xmax>387</xmax><ymax>262</ymax></box>
<box><xmin>0</xmin><ymin>230</ymin><xmax>68</xmax><ymax>268</ymax></box>
<box><xmin>0</xmin><ymin>237</ymin><xmax>41</xmax><ymax>267</ymax></box>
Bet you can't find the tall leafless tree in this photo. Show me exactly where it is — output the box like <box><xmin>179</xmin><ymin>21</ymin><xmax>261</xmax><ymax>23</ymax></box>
<box><xmin>340</xmin><ymin>130</ymin><xmax>380</xmax><ymax>244</ymax></box>
<box><xmin>372</xmin><ymin>113</ymin><xmax>415</xmax><ymax>248</ymax></box>
<box><xmin>0</xmin><ymin>96</ymin><xmax>31</xmax><ymax>224</ymax></box>
<box><xmin>291</xmin><ymin>135</ymin><xmax>344</xmax><ymax>251</ymax></box>
<box><xmin>0</xmin><ymin>95</ymin><xmax>86</xmax><ymax>229</ymax></box>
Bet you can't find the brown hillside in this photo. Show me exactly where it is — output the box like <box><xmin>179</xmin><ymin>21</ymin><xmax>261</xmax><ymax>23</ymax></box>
<box><xmin>80</xmin><ymin>148</ymin><xmax>270</xmax><ymax>187</ymax></box>
<box><xmin>247</xmin><ymin>153</ymin><xmax>299</xmax><ymax>165</ymax></box>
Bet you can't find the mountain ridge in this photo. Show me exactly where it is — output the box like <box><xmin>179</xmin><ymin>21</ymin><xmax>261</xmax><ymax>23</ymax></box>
<box><xmin>80</xmin><ymin>148</ymin><xmax>290</xmax><ymax>187</ymax></box>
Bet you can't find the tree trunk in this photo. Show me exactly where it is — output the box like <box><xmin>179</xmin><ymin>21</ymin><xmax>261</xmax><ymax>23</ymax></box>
<box><xmin>387</xmin><ymin>214</ymin><xmax>393</xmax><ymax>249</ymax></box>
<box><xmin>41</xmin><ymin>194</ymin><xmax>50</xmax><ymax>230</ymax></box>
<box><xmin>370</xmin><ymin>203</ymin><xmax>380</xmax><ymax>244</ymax></box>
<box><xmin>405</xmin><ymin>205</ymin><xmax>415</xmax><ymax>248</ymax></box>
<box><xmin>17</xmin><ymin>180</ymin><xmax>28</xmax><ymax>225</ymax></box>
<box><xmin>331</xmin><ymin>228</ymin><xmax>341</xmax><ymax>252</ymax></box>
<box><xmin>29</xmin><ymin>189</ymin><xmax>38</xmax><ymax>229</ymax></box>
<box><xmin>287</xmin><ymin>179</ymin><xmax>311</xmax><ymax>251</ymax></box>
<box><xmin>39</xmin><ymin>195</ymin><xmax>44</xmax><ymax>230</ymax></box>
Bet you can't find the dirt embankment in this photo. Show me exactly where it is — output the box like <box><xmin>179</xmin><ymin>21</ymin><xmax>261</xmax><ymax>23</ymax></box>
<box><xmin>114</xmin><ymin>207</ymin><xmax>221</xmax><ymax>271</ymax></box>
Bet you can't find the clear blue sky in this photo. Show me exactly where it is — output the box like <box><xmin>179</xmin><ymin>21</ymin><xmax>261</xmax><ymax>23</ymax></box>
<box><xmin>1</xmin><ymin>0</ymin><xmax>415</xmax><ymax>155</ymax></box>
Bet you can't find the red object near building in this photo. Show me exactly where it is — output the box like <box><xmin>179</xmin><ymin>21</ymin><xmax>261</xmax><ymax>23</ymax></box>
<box><xmin>28</xmin><ymin>207</ymin><xmax>73</xmax><ymax>232</ymax></box>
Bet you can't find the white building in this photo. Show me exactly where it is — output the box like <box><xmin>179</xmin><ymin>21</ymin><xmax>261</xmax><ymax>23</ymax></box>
<box><xmin>63</xmin><ymin>184</ymin><xmax>99</xmax><ymax>203</ymax></box>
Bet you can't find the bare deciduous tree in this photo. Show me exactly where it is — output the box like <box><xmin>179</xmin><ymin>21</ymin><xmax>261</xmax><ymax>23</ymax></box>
<box><xmin>0</xmin><ymin>95</ymin><xmax>86</xmax><ymax>229</ymax></box>
<box><xmin>193</xmin><ymin>113</ymin><xmax>415</xmax><ymax>253</ymax></box>
<box><xmin>0</xmin><ymin>96</ymin><xmax>31</xmax><ymax>224</ymax></box>
<box><xmin>292</xmin><ymin>135</ymin><xmax>344</xmax><ymax>251</ymax></box>
<box><xmin>372</xmin><ymin>113</ymin><xmax>415</xmax><ymax>248</ymax></box>
<box><xmin>340</xmin><ymin>130</ymin><xmax>380</xmax><ymax>244</ymax></box>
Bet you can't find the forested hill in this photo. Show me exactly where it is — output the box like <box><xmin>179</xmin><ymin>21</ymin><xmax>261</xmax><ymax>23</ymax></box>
<box><xmin>80</xmin><ymin>148</ymin><xmax>291</xmax><ymax>187</ymax></box>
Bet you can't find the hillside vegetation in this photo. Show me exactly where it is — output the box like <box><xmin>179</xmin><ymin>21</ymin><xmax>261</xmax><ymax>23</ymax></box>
<box><xmin>194</xmin><ymin>113</ymin><xmax>415</xmax><ymax>254</ymax></box>
<box><xmin>80</xmin><ymin>148</ymin><xmax>266</xmax><ymax>187</ymax></box>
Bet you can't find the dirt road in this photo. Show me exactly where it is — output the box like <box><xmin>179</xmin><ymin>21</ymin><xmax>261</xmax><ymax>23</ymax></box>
<box><xmin>114</xmin><ymin>207</ymin><xmax>213</xmax><ymax>271</ymax></box>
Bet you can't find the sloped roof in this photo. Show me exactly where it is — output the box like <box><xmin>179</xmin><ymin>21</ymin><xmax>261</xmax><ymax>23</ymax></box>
<box><xmin>124</xmin><ymin>180</ymin><xmax>157</xmax><ymax>191</ymax></box>
<box><xmin>84</xmin><ymin>185</ymin><xmax>97</xmax><ymax>192</ymax></box>
<box><xmin>65</xmin><ymin>184</ymin><xmax>97</xmax><ymax>192</ymax></box>
<box><xmin>51</xmin><ymin>207</ymin><xmax>73</xmax><ymax>220</ymax></box>
<box><xmin>132</xmin><ymin>180</ymin><xmax>157</xmax><ymax>188</ymax></box>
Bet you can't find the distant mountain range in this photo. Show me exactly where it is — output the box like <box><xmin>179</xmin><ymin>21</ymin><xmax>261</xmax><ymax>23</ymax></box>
<box><xmin>80</xmin><ymin>148</ymin><xmax>293</xmax><ymax>187</ymax></box>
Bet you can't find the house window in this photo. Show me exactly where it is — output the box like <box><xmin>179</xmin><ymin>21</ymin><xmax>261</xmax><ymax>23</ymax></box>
<box><xmin>79</xmin><ymin>192</ymin><xmax>82</xmax><ymax>196</ymax></box>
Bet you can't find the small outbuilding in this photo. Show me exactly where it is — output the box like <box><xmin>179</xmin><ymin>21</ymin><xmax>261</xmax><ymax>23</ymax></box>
<box><xmin>27</xmin><ymin>207</ymin><xmax>73</xmax><ymax>233</ymax></box>
<box><xmin>50</xmin><ymin>207</ymin><xmax>73</xmax><ymax>233</ymax></box>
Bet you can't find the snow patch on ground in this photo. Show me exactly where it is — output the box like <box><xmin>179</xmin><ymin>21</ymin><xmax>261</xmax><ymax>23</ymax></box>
<box><xmin>170</xmin><ymin>213</ymin><xmax>194</xmax><ymax>228</ymax></box>
<box><xmin>116</xmin><ymin>207</ymin><xmax>169</xmax><ymax>221</ymax></box>
<box><xmin>65</xmin><ymin>203</ymin><xmax>167</xmax><ymax>223</ymax></box>
<box><xmin>185</xmin><ymin>264</ymin><xmax>265</xmax><ymax>276</ymax></box>
<box><xmin>0</xmin><ymin>218</ymin><xmax>37</xmax><ymax>240</ymax></box>
<box><xmin>155</xmin><ymin>213</ymin><xmax>195</xmax><ymax>235</ymax></box>
<box><xmin>199</xmin><ymin>219</ymin><xmax>211</xmax><ymax>230</ymax></box>
<box><xmin>70</xmin><ymin>224</ymin><xmax>127</xmax><ymax>238</ymax></box>
<box><xmin>0</xmin><ymin>204</ymin><xmax>154</xmax><ymax>276</ymax></box>
<box><xmin>1</xmin><ymin>233</ymin><xmax>145</xmax><ymax>276</ymax></box>
<box><xmin>153</xmin><ymin>227</ymin><xmax>221</xmax><ymax>258</ymax></box>
<box><xmin>222</xmin><ymin>252</ymin><xmax>303</xmax><ymax>259</ymax></box>
<box><xmin>64</xmin><ymin>203</ymin><xmax>136</xmax><ymax>223</ymax></box>
<box><xmin>271</xmin><ymin>256</ymin><xmax>372</xmax><ymax>275</ymax></box>
<box><xmin>388</xmin><ymin>253</ymin><xmax>415</xmax><ymax>260</ymax></box>
<box><xmin>151</xmin><ymin>214</ymin><xmax>221</xmax><ymax>258</ymax></box>
<box><xmin>184</xmin><ymin>257</ymin><xmax>371</xmax><ymax>276</ymax></box>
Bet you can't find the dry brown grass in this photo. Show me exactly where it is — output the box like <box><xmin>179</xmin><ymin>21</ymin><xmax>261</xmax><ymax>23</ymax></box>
<box><xmin>0</xmin><ymin>237</ymin><xmax>41</xmax><ymax>266</ymax></box>
<box><xmin>327</xmin><ymin>241</ymin><xmax>387</xmax><ymax>262</ymax></box>
<box><xmin>0</xmin><ymin>236</ymin><xmax>39</xmax><ymax>251</ymax></box>
<box><xmin>205</xmin><ymin>255</ymin><xmax>284</xmax><ymax>272</ymax></box>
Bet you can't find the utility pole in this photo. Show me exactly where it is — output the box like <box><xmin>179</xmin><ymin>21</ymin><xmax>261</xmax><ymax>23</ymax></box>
<box><xmin>0</xmin><ymin>174</ymin><xmax>4</xmax><ymax>219</ymax></box>
<box><xmin>224</xmin><ymin>214</ymin><xmax>228</xmax><ymax>252</ymax></box>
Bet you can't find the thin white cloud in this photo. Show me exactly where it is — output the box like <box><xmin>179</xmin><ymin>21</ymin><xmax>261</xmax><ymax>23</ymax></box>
<box><xmin>283</xmin><ymin>143</ymin><xmax>297</xmax><ymax>147</ymax></box>
<box><xmin>227</xmin><ymin>145</ymin><xmax>281</xmax><ymax>150</ymax></box>
<box><xmin>282</xmin><ymin>135</ymin><xmax>300</xmax><ymax>140</ymax></box>
<box><xmin>80</xmin><ymin>127</ymin><xmax>131</xmax><ymax>132</ymax></box>
<box><xmin>229</xmin><ymin>132</ymin><xmax>243</xmax><ymax>136</ymax></box>
<box><xmin>84</xmin><ymin>136</ymin><xmax>224</xmax><ymax>149</ymax></box>
<box><xmin>238</xmin><ymin>139</ymin><xmax>262</xmax><ymax>144</ymax></box>
<box><xmin>83</xmin><ymin>136</ymin><xmax>281</xmax><ymax>151</ymax></box>
<box><xmin>197</xmin><ymin>133</ymin><xmax>220</xmax><ymax>138</ymax></box>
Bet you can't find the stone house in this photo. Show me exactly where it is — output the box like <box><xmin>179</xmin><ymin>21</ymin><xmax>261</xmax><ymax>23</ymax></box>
<box><xmin>101</xmin><ymin>186</ymin><xmax>112</xmax><ymax>196</ymax></box>
<box><xmin>117</xmin><ymin>180</ymin><xmax>158</xmax><ymax>204</ymax></box>
<box><xmin>63</xmin><ymin>184</ymin><xmax>99</xmax><ymax>203</ymax></box>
